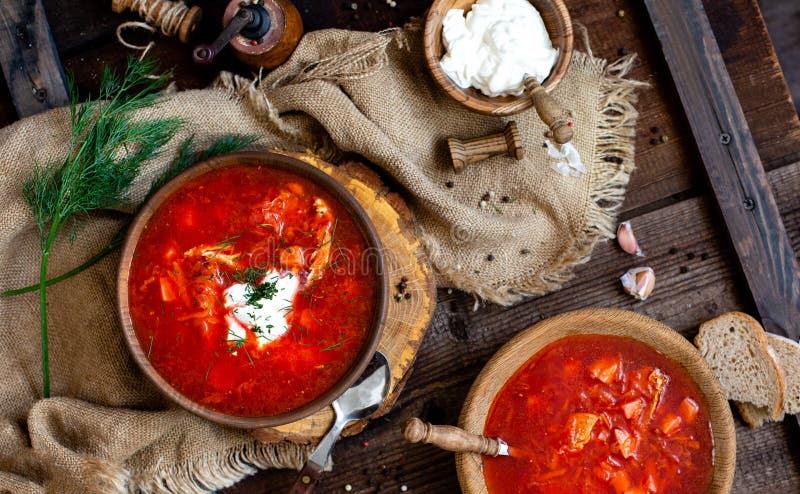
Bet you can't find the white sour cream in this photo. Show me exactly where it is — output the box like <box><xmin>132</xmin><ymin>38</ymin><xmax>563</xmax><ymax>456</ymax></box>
<box><xmin>223</xmin><ymin>270</ymin><xmax>299</xmax><ymax>347</ymax></box>
<box><xmin>440</xmin><ymin>0</ymin><xmax>558</xmax><ymax>97</ymax></box>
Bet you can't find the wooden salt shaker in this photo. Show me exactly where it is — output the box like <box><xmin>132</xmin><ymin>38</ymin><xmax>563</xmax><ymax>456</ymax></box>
<box><xmin>402</xmin><ymin>417</ymin><xmax>506</xmax><ymax>456</ymax></box>
<box><xmin>524</xmin><ymin>77</ymin><xmax>574</xmax><ymax>145</ymax></box>
<box><xmin>448</xmin><ymin>121</ymin><xmax>524</xmax><ymax>172</ymax></box>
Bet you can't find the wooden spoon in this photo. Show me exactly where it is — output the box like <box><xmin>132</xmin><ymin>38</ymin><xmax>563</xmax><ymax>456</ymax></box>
<box><xmin>402</xmin><ymin>417</ymin><xmax>509</xmax><ymax>457</ymax></box>
<box><xmin>524</xmin><ymin>76</ymin><xmax>574</xmax><ymax>145</ymax></box>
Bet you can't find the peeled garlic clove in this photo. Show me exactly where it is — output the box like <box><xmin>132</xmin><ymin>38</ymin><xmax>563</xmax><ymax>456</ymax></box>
<box><xmin>620</xmin><ymin>267</ymin><xmax>656</xmax><ymax>301</ymax></box>
<box><xmin>617</xmin><ymin>221</ymin><xmax>644</xmax><ymax>256</ymax></box>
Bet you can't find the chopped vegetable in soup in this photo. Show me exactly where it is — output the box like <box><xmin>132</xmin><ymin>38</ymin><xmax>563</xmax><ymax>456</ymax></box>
<box><xmin>483</xmin><ymin>335</ymin><xmax>714</xmax><ymax>494</ymax></box>
<box><xmin>128</xmin><ymin>165</ymin><xmax>378</xmax><ymax>416</ymax></box>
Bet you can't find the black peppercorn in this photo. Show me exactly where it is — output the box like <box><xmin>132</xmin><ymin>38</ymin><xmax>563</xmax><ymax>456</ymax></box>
<box><xmin>487</xmin><ymin>254</ymin><xmax>494</xmax><ymax>261</ymax></box>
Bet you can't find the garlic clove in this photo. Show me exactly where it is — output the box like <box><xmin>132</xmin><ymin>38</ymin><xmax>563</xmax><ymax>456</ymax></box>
<box><xmin>617</xmin><ymin>221</ymin><xmax>644</xmax><ymax>256</ymax></box>
<box><xmin>620</xmin><ymin>267</ymin><xmax>656</xmax><ymax>301</ymax></box>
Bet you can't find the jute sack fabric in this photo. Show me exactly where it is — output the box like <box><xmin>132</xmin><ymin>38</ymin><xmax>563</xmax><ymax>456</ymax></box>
<box><xmin>0</xmin><ymin>25</ymin><xmax>642</xmax><ymax>493</ymax></box>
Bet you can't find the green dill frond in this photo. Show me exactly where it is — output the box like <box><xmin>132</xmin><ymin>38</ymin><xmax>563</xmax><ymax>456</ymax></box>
<box><xmin>21</xmin><ymin>56</ymin><xmax>182</xmax><ymax>398</ymax></box>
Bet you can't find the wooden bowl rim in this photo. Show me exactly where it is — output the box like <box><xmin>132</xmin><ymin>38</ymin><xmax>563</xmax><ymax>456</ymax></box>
<box><xmin>423</xmin><ymin>0</ymin><xmax>574</xmax><ymax>116</ymax></box>
<box><xmin>456</xmin><ymin>307</ymin><xmax>736</xmax><ymax>494</ymax></box>
<box><xmin>117</xmin><ymin>150</ymin><xmax>389</xmax><ymax>429</ymax></box>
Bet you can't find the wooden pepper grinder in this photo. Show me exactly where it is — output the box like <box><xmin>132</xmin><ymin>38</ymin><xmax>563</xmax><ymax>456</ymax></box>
<box><xmin>402</xmin><ymin>417</ymin><xmax>509</xmax><ymax>456</ymax></box>
<box><xmin>524</xmin><ymin>77</ymin><xmax>574</xmax><ymax>145</ymax></box>
<box><xmin>193</xmin><ymin>0</ymin><xmax>302</xmax><ymax>69</ymax></box>
<box><xmin>448</xmin><ymin>121</ymin><xmax>524</xmax><ymax>172</ymax></box>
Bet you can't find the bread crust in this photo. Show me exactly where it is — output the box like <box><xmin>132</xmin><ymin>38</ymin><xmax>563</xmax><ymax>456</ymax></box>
<box><xmin>696</xmin><ymin>311</ymin><xmax>786</xmax><ymax>420</ymax></box>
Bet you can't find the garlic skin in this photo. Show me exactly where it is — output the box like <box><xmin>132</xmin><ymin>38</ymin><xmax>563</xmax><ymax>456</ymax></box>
<box><xmin>617</xmin><ymin>221</ymin><xmax>644</xmax><ymax>256</ymax></box>
<box><xmin>620</xmin><ymin>267</ymin><xmax>656</xmax><ymax>301</ymax></box>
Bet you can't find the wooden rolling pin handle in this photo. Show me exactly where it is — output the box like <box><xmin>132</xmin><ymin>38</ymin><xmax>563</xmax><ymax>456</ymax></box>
<box><xmin>402</xmin><ymin>417</ymin><xmax>503</xmax><ymax>456</ymax></box>
<box><xmin>111</xmin><ymin>0</ymin><xmax>202</xmax><ymax>43</ymax></box>
<box><xmin>448</xmin><ymin>121</ymin><xmax>524</xmax><ymax>172</ymax></box>
<box><xmin>524</xmin><ymin>77</ymin><xmax>574</xmax><ymax>145</ymax></box>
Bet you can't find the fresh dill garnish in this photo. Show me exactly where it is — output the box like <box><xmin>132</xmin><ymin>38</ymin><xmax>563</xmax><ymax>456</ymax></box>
<box><xmin>319</xmin><ymin>335</ymin><xmax>352</xmax><ymax>352</ymax></box>
<box><xmin>22</xmin><ymin>58</ymin><xmax>182</xmax><ymax>397</ymax></box>
<box><xmin>231</xmin><ymin>266</ymin><xmax>267</xmax><ymax>285</ymax></box>
<box><xmin>245</xmin><ymin>276</ymin><xmax>279</xmax><ymax>308</ymax></box>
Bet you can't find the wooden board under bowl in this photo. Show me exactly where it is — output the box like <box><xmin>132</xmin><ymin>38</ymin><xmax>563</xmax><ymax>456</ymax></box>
<box><xmin>456</xmin><ymin>307</ymin><xmax>736</xmax><ymax>494</ymax></box>
<box><xmin>250</xmin><ymin>151</ymin><xmax>437</xmax><ymax>444</ymax></box>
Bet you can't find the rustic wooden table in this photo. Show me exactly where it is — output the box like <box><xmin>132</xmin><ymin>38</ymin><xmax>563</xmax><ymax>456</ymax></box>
<box><xmin>4</xmin><ymin>0</ymin><xmax>798</xmax><ymax>492</ymax></box>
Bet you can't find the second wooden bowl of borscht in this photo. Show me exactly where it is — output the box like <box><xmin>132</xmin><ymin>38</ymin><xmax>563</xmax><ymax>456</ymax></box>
<box><xmin>117</xmin><ymin>151</ymin><xmax>388</xmax><ymax>428</ymax></box>
<box><xmin>457</xmin><ymin>308</ymin><xmax>735</xmax><ymax>494</ymax></box>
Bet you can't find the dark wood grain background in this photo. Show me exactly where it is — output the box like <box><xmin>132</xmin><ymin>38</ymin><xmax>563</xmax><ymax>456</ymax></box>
<box><xmin>2</xmin><ymin>0</ymin><xmax>798</xmax><ymax>492</ymax></box>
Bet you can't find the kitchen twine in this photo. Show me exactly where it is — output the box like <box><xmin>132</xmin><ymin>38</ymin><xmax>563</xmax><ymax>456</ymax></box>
<box><xmin>115</xmin><ymin>0</ymin><xmax>194</xmax><ymax>59</ymax></box>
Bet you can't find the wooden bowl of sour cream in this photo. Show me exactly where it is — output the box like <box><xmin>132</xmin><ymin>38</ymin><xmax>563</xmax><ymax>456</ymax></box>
<box><xmin>424</xmin><ymin>0</ymin><xmax>573</xmax><ymax>116</ymax></box>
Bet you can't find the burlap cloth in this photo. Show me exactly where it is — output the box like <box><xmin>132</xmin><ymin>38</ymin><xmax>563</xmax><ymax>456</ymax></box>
<box><xmin>0</xmin><ymin>24</ymin><xmax>642</xmax><ymax>493</ymax></box>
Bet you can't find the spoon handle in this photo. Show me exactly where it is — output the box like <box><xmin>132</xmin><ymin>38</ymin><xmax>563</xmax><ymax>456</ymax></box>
<box><xmin>402</xmin><ymin>417</ymin><xmax>505</xmax><ymax>456</ymax></box>
<box><xmin>288</xmin><ymin>462</ymin><xmax>322</xmax><ymax>494</ymax></box>
<box><xmin>289</xmin><ymin>416</ymin><xmax>347</xmax><ymax>494</ymax></box>
<box><xmin>523</xmin><ymin>77</ymin><xmax>574</xmax><ymax>145</ymax></box>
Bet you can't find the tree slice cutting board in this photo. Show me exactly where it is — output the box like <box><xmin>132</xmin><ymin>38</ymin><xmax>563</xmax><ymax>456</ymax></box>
<box><xmin>251</xmin><ymin>151</ymin><xmax>437</xmax><ymax>444</ymax></box>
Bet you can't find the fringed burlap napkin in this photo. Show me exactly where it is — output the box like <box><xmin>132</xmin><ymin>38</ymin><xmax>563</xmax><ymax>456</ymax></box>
<box><xmin>0</xmin><ymin>24</ymin><xmax>642</xmax><ymax>493</ymax></box>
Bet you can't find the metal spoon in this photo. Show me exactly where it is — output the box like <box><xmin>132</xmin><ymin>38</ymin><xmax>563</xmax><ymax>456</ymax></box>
<box><xmin>289</xmin><ymin>352</ymin><xmax>391</xmax><ymax>493</ymax></box>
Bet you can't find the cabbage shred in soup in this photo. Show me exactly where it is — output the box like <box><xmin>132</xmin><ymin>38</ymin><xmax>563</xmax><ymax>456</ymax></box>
<box><xmin>128</xmin><ymin>164</ymin><xmax>378</xmax><ymax>417</ymax></box>
<box><xmin>483</xmin><ymin>335</ymin><xmax>714</xmax><ymax>494</ymax></box>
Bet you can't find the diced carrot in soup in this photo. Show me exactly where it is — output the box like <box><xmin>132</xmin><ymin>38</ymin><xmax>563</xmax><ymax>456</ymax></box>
<box><xmin>613</xmin><ymin>428</ymin><xmax>637</xmax><ymax>459</ymax></box>
<box><xmin>588</xmin><ymin>357</ymin><xmax>621</xmax><ymax>384</ymax></box>
<box><xmin>610</xmin><ymin>470</ymin><xmax>631</xmax><ymax>494</ymax></box>
<box><xmin>659</xmin><ymin>414</ymin><xmax>682</xmax><ymax>435</ymax></box>
<box><xmin>679</xmin><ymin>397</ymin><xmax>700</xmax><ymax>424</ymax></box>
<box><xmin>159</xmin><ymin>276</ymin><xmax>177</xmax><ymax>302</ymax></box>
<box><xmin>287</xmin><ymin>182</ymin><xmax>304</xmax><ymax>195</ymax></box>
<box><xmin>564</xmin><ymin>413</ymin><xmax>600</xmax><ymax>452</ymax></box>
<box><xmin>621</xmin><ymin>399</ymin><xmax>644</xmax><ymax>420</ymax></box>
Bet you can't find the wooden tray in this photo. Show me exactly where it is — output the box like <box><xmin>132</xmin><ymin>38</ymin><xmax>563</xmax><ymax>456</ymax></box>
<box><xmin>251</xmin><ymin>151</ymin><xmax>437</xmax><ymax>444</ymax></box>
<box><xmin>456</xmin><ymin>307</ymin><xmax>736</xmax><ymax>494</ymax></box>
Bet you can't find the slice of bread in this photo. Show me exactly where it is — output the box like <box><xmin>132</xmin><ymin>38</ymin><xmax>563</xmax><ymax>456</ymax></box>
<box><xmin>695</xmin><ymin>312</ymin><xmax>785</xmax><ymax>421</ymax></box>
<box><xmin>736</xmin><ymin>333</ymin><xmax>800</xmax><ymax>427</ymax></box>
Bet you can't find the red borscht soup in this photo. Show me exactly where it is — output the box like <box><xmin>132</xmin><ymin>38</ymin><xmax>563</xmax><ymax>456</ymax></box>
<box><xmin>483</xmin><ymin>334</ymin><xmax>714</xmax><ymax>494</ymax></box>
<box><xmin>127</xmin><ymin>164</ymin><xmax>378</xmax><ymax>417</ymax></box>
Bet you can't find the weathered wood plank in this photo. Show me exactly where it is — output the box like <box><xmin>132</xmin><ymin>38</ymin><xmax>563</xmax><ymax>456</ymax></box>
<box><xmin>760</xmin><ymin>0</ymin><xmax>800</xmax><ymax>114</ymax></box>
<box><xmin>0</xmin><ymin>0</ymin><xmax>68</xmax><ymax>118</ymax></box>
<box><xmin>643</xmin><ymin>0</ymin><xmax>800</xmax><ymax>340</ymax></box>
<box><xmin>23</xmin><ymin>0</ymin><xmax>797</xmax><ymax>217</ymax></box>
<box><xmin>224</xmin><ymin>158</ymin><xmax>800</xmax><ymax>491</ymax></box>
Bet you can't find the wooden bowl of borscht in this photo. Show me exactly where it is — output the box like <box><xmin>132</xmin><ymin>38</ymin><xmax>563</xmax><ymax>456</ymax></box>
<box><xmin>117</xmin><ymin>151</ymin><xmax>388</xmax><ymax>428</ymax></box>
<box><xmin>457</xmin><ymin>308</ymin><xmax>735</xmax><ymax>494</ymax></box>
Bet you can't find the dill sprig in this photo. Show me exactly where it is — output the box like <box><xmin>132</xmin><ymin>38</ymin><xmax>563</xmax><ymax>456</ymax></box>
<box><xmin>22</xmin><ymin>57</ymin><xmax>184</xmax><ymax>398</ymax></box>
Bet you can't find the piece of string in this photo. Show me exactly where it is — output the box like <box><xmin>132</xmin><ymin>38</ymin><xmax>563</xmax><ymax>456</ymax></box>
<box><xmin>573</xmin><ymin>21</ymin><xmax>593</xmax><ymax>59</ymax></box>
<box><xmin>114</xmin><ymin>0</ymin><xmax>192</xmax><ymax>37</ymax></box>
<box><xmin>116</xmin><ymin>22</ymin><xmax>156</xmax><ymax>60</ymax></box>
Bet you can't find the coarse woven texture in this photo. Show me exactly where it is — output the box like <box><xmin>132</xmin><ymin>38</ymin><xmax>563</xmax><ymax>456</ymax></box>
<box><xmin>0</xmin><ymin>25</ymin><xmax>642</xmax><ymax>493</ymax></box>
<box><xmin>217</xmin><ymin>24</ymin><xmax>645</xmax><ymax>304</ymax></box>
